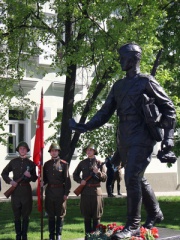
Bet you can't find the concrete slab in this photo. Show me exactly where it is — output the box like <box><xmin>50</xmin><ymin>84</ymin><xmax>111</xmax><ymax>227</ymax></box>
<box><xmin>157</xmin><ymin>228</ymin><xmax>180</xmax><ymax>239</ymax></box>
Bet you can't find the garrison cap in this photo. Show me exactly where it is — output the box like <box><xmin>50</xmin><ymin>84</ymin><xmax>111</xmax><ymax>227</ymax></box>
<box><xmin>16</xmin><ymin>141</ymin><xmax>30</xmax><ymax>152</ymax></box>
<box><xmin>83</xmin><ymin>143</ymin><xmax>98</xmax><ymax>155</ymax></box>
<box><xmin>119</xmin><ymin>43</ymin><xmax>142</xmax><ymax>55</ymax></box>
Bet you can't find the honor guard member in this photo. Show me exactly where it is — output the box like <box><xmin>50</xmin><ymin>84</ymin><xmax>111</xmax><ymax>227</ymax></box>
<box><xmin>69</xmin><ymin>43</ymin><xmax>176</xmax><ymax>239</ymax></box>
<box><xmin>73</xmin><ymin>143</ymin><xmax>107</xmax><ymax>240</ymax></box>
<box><xmin>112</xmin><ymin>165</ymin><xmax>122</xmax><ymax>196</ymax></box>
<box><xmin>111</xmin><ymin>150</ymin><xmax>123</xmax><ymax>196</ymax></box>
<box><xmin>1</xmin><ymin>142</ymin><xmax>38</xmax><ymax>240</ymax></box>
<box><xmin>43</xmin><ymin>143</ymin><xmax>71</xmax><ymax>240</ymax></box>
<box><xmin>105</xmin><ymin>151</ymin><xmax>115</xmax><ymax>197</ymax></box>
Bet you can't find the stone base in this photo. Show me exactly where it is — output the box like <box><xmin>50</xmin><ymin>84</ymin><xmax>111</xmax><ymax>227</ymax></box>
<box><xmin>72</xmin><ymin>239</ymin><xmax>84</xmax><ymax>240</ymax></box>
<box><xmin>72</xmin><ymin>238</ymin><xmax>84</xmax><ymax>240</ymax></box>
<box><xmin>72</xmin><ymin>228</ymin><xmax>180</xmax><ymax>240</ymax></box>
<box><xmin>157</xmin><ymin>228</ymin><xmax>180</xmax><ymax>239</ymax></box>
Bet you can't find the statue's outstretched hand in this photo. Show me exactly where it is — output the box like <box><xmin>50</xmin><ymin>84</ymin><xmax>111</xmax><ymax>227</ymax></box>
<box><xmin>161</xmin><ymin>128</ymin><xmax>174</xmax><ymax>150</ymax></box>
<box><xmin>69</xmin><ymin>118</ymin><xmax>88</xmax><ymax>133</ymax></box>
<box><xmin>161</xmin><ymin>138</ymin><xmax>174</xmax><ymax>150</ymax></box>
<box><xmin>157</xmin><ymin>138</ymin><xmax>176</xmax><ymax>164</ymax></box>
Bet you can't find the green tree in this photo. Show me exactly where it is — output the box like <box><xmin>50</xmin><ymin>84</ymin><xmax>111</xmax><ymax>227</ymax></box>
<box><xmin>0</xmin><ymin>0</ymin><xmax>179</xmax><ymax>162</ymax></box>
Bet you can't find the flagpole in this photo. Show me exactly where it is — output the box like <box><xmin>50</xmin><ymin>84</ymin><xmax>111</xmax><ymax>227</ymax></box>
<box><xmin>33</xmin><ymin>88</ymin><xmax>44</xmax><ymax>240</ymax></box>
<box><xmin>40</xmin><ymin>148</ymin><xmax>44</xmax><ymax>240</ymax></box>
<box><xmin>40</xmin><ymin>89</ymin><xmax>44</xmax><ymax>240</ymax></box>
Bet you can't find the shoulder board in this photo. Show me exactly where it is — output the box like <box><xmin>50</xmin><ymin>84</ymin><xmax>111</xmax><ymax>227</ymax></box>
<box><xmin>12</xmin><ymin>157</ymin><xmax>19</xmax><ymax>162</ymax></box>
<box><xmin>114</xmin><ymin>78</ymin><xmax>125</xmax><ymax>87</ymax></box>
<box><xmin>138</xmin><ymin>73</ymin><xmax>149</xmax><ymax>80</ymax></box>
<box><xmin>60</xmin><ymin>159</ymin><xmax>68</xmax><ymax>164</ymax></box>
<box><xmin>138</xmin><ymin>74</ymin><xmax>160</xmax><ymax>85</ymax></box>
<box><xmin>138</xmin><ymin>73</ymin><xmax>156</xmax><ymax>81</ymax></box>
<box><xmin>15</xmin><ymin>157</ymin><xmax>30</xmax><ymax>161</ymax></box>
<box><xmin>96</xmin><ymin>160</ymin><xmax>103</xmax><ymax>165</ymax></box>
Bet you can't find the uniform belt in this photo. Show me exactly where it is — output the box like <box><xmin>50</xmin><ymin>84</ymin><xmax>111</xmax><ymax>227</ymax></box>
<box><xmin>87</xmin><ymin>183</ymin><xmax>100</xmax><ymax>187</ymax></box>
<box><xmin>19</xmin><ymin>183</ymin><xmax>30</xmax><ymax>186</ymax></box>
<box><xmin>48</xmin><ymin>184</ymin><xmax>64</xmax><ymax>188</ymax></box>
<box><xmin>120</xmin><ymin>115</ymin><xmax>140</xmax><ymax>122</ymax></box>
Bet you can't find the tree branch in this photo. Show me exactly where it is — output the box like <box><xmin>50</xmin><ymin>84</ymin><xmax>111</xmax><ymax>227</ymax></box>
<box><xmin>151</xmin><ymin>48</ymin><xmax>163</xmax><ymax>76</ymax></box>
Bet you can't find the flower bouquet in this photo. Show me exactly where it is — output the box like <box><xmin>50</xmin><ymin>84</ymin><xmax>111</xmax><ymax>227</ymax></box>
<box><xmin>86</xmin><ymin>223</ymin><xmax>159</xmax><ymax>240</ymax></box>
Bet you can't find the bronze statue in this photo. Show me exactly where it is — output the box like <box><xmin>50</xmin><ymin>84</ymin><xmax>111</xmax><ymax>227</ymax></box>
<box><xmin>69</xmin><ymin>43</ymin><xmax>176</xmax><ymax>239</ymax></box>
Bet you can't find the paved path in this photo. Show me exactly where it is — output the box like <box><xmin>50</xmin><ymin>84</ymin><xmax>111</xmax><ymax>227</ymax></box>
<box><xmin>1</xmin><ymin>191</ymin><xmax>180</xmax><ymax>202</ymax></box>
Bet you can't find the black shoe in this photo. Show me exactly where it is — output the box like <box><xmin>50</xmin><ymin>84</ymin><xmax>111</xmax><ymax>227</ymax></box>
<box><xmin>142</xmin><ymin>210</ymin><xmax>164</xmax><ymax>229</ymax></box>
<box><xmin>108</xmin><ymin>194</ymin><xmax>115</xmax><ymax>197</ymax></box>
<box><xmin>111</xmin><ymin>227</ymin><xmax>140</xmax><ymax>239</ymax></box>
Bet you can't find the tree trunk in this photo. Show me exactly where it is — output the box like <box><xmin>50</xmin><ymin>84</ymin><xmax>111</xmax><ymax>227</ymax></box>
<box><xmin>59</xmin><ymin>9</ymin><xmax>76</xmax><ymax>161</ymax></box>
<box><xmin>67</xmin><ymin>67</ymin><xmax>113</xmax><ymax>162</ymax></box>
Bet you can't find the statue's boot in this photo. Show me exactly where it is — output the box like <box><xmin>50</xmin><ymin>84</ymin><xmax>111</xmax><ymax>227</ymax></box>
<box><xmin>111</xmin><ymin>196</ymin><xmax>141</xmax><ymax>239</ymax></box>
<box><xmin>141</xmin><ymin>177</ymin><xmax>164</xmax><ymax>229</ymax></box>
<box><xmin>111</xmin><ymin>226</ymin><xmax>140</xmax><ymax>239</ymax></box>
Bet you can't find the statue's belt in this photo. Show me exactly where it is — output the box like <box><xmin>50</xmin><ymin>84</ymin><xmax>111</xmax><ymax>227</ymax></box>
<box><xmin>120</xmin><ymin>114</ymin><xmax>140</xmax><ymax>122</ymax></box>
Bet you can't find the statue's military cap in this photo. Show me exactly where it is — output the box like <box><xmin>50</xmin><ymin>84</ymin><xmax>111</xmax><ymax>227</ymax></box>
<box><xmin>119</xmin><ymin>43</ymin><xmax>142</xmax><ymax>54</ymax></box>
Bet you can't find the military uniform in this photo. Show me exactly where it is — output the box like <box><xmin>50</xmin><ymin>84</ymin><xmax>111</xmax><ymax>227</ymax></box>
<box><xmin>43</xmin><ymin>156</ymin><xmax>71</xmax><ymax>240</ymax></box>
<box><xmin>1</xmin><ymin>154</ymin><xmax>37</xmax><ymax>240</ymax></box>
<box><xmin>112</xmin><ymin>165</ymin><xmax>122</xmax><ymax>195</ymax></box>
<box><xmin>85</xmin><ymin>73</ymin><xmax>176</xmax><ymax>238</ymax></box>
<box><xmin>105</xmin><ymin>155</ymin><xmax>115</xmax><ymax>197</ymax></box>
<box><xmin>73</xmin><ymin>156</ymin><xmax>107</xmax><ymax>238</ymax></box>
<box><xmin>69</xmin><ymin>43</ymin><xmax>176</xmax><ymax>239</ymax></box>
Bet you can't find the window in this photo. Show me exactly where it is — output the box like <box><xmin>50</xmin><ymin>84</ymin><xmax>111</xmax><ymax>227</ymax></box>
<box><xmin>8</xmin><ymin>110</ymin><xmax>27</xmax><ymax>154</ymax></box>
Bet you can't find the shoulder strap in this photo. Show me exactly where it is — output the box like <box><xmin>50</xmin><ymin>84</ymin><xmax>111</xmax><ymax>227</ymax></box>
<box><xmin>60</xmin><ymin>159</ymin><xmax>68</xmax><ymax>164</ymax></box>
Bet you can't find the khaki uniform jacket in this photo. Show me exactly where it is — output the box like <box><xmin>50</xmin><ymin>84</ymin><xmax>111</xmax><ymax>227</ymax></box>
<box><xmin>1</xmin><ymin>157</ymin><xmax>37</xmax><ymax>218</ymax></box>
<box><xmin>43</xmin><ymin>158</ymin><xmax>71</xmax><ymax>198</ymax></box>
<box><xmin>73</xmin><ymin>157</ymin><xmax>107</xmax><ymax>196</ymax></box>
<box><xmin>1</xmin><ymin>157</ymin><xmax>37</xmax><ymax>185</ymax></box>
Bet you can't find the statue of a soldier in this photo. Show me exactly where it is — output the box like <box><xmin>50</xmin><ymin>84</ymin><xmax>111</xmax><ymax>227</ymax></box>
<box><xmin>69</xmin><ymin>43</ymin><xmax>176</xmax><ymax>239</ymax></box>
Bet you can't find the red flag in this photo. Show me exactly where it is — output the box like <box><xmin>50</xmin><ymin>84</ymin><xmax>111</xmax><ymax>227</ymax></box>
<box><xmin>33</xmin><ymin>89</ymin><xmax>44</xmax><ymax>212</ymax></box>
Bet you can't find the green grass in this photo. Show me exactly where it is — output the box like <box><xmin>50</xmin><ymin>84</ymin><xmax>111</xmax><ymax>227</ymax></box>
<box><xmin>0</xmin><ymin>196</ymin><xmax>180</xmax><ymax>239</ymax></box>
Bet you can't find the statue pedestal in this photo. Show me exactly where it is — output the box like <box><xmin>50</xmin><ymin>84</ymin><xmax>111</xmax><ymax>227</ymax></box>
<box><xmin>72</xmin><ymin>228</ymin><xmax>180</xmax><ymax>240</ymax></box>
<box><xmin>157</xmin><ymin>228</ymin><xmax>180</xmax><ymax>239</ymax></box>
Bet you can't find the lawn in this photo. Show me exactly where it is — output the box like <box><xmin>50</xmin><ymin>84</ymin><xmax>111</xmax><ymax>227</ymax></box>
<box><xmin>0</xmin><ymin>196</ymin><xmax>180</xmax><ymax>239</ymax></box>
